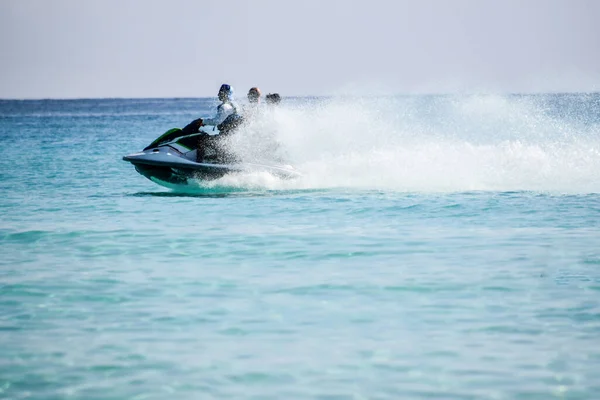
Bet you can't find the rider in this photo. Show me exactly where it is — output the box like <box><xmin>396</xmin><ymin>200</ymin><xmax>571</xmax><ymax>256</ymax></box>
<box><xmin>203</xmin><ymin>83</ymin><xmax>241</xmax><ymax>130</ymax></box>
<box><xmin>193</xmin><ymin>84</ymin><xmax>243</xmax><ymax>162</ymax></box>
<box><xmin>181</xmin><ymin>84</ymin><xmax>240</xmax><ymax>135</ymax></box>
<box><xmin>182</xmin><ymin>83</ymin><xmax>244</xmax><ymax>141</ymax></box>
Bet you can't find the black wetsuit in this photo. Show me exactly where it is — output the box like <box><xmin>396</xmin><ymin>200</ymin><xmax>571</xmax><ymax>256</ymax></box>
<box><xmin>190</xmin><ymin>113</ymin><xmax>245</xmax><ymax>163</ymax></box>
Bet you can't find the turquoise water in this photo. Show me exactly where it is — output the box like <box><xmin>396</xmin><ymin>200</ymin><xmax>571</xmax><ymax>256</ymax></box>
<box><xmin>2</xmin><ymin>95</ymin><xmax>600</xmax><ymax>399</ymax></box>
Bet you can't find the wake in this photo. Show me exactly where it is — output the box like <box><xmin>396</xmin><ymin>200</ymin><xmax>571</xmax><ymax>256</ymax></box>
<box><xmin>188</xmin><ymin>94</ymin><xmax>600</xmax><ymax>193</ymax></box>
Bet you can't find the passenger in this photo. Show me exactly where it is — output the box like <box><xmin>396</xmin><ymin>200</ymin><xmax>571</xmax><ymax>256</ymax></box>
<box><xmin>242</xmin><ymin>86</ymin><xmax>263</xmax><ymax>124</ymax></box>
<box><xmin>265</xmin><ymin>93</ymin><xmax>281</xmax><ymax>105</ymax></box>
<box><xmin>247</xmin><ymin>87</ymin><xmax>261</xmax><ymax>104</ymax></box>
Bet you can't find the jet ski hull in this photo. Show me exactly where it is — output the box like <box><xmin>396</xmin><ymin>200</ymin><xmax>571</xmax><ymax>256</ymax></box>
<box><xmin>123</xmin><ymin>145</ymin><xmax>301</xmax><ymax>187</ymax></box>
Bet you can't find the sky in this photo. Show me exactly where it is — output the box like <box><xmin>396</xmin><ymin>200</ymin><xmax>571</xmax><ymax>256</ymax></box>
<box><xmin>1</xmin><ymin>0</ymin><xmax>599</xmax><ymax>99</ymax></box>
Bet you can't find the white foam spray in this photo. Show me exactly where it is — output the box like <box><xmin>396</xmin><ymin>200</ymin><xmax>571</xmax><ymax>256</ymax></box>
<box><xmin>195</xmin><ymin>94</ymin><xmax>600</xmax><ymax>193</ymax></box>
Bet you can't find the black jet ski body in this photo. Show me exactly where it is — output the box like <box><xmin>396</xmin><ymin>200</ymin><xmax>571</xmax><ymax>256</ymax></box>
<box><xmin>123</xmin><ymin>128</ymin><xmax>301</xmax><ymax>187</ymax></box>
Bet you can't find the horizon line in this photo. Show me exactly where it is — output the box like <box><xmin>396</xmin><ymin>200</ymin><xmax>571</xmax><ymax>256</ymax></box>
<box><xmin>1</xmin><ymin>90</ymin><xmax>599</xmax><ymax>101</ymax></box>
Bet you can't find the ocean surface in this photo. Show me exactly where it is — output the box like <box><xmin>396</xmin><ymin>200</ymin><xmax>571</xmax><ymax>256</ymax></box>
<box><xmin>1</xmin><ymin>93</ymin><xmax>600</xmax><ymax>399</ymax></box>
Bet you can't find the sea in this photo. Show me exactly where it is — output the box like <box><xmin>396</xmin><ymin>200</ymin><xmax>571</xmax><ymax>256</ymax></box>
<box><xmin>1</xmin><ymin>93</ymin><xmax>600</xmax><ymax>399</ymax></box>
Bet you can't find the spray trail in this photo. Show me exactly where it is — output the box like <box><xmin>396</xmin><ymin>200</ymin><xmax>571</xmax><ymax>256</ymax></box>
<box><xmin>220</xmin><ymin>94</ymin><xmax>600</xmax><ymax>193</ymax></box>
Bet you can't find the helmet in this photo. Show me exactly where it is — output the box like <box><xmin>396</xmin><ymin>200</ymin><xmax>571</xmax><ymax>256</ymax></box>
<box><xmin>218</xmin><ymin>84</ymin><xmax>234</xmax><ymax>100</ymax></box>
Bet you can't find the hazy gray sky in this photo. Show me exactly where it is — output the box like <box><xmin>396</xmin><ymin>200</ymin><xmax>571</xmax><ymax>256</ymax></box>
<box><xmin>1</xmin><ymin>0</ymin><xmax>599</xmax><ymax>98</ymax></box>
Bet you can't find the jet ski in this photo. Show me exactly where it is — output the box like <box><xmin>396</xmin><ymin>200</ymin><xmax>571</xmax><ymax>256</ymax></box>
<box><xmin>123</xmin><ymin>126</ymin><xmax>301</xmax><ymax>188</ymax></box>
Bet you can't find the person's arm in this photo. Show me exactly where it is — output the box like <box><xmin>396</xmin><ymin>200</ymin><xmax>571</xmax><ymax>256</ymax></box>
<box><xmin>202</xmin><ymin>103</ymin><xmax>233</xmax><ymax>126</ymax></box>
